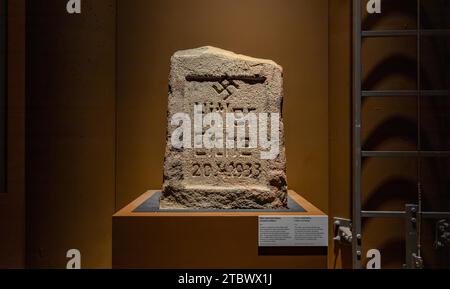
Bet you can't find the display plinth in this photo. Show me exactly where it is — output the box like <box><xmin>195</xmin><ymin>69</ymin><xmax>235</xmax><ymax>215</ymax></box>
<box><xmin>113</xmin><ymin>190</ymin><xmax>327</xmax><ymax>269</ymax></box>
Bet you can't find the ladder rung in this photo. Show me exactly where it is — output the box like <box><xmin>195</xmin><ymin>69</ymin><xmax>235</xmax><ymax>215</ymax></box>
<box><xmin>362</xmin><ymin>90</ymin><xmax>450</xmax><ymax>97</ymax></box>
<box><xmin>362</xmin><ymin>210</ymin><xmax>450</xmax><ymax>219</ymax></box>
<box><xmin>362</xmin><ymin>211</ymin><xmax>405</xmax><ymax>218</ymax></box>
<box><xmin>421</xmin><ymin>90</ymin><xmax>450</xmax><ymax>96</ymax></box>
<box><xmin>362</xmin><ymin>29</ymin><xmax>450</xmax><ymax>38</ymax></box>
<box><xmin>362</xmin><ymin>151</ymin><xmax>450</xmax><ymax>157</ymax></box>
<box><xmin>422</xmin><ymin>212</ymin><xmax>450</xmax><ymax>219</ymax></box>
<box><xmin>362</xmin><ymin>30</ymin><xmax>416</xmax><ymax>37</ymax></box>
<box><xmin>421</xmin><ymin>29</ymin><xmax>450</xmax><ymax>36</ymax></box>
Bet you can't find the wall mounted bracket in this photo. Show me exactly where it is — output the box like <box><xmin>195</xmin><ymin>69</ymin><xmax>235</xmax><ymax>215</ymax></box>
<box><xmin>434</xmin><ymin>219</ymin><xmax>450</xmax><ymax>249</ymax></box>
<box><xmin>333</xmin><ymin>217</ymin><xmax>353</xmax><ymax>245</ymax></box>
<box><xmin>411</xmin><ymin>253</ymin><xmax>424</xmax><ymax>269</ymax></box>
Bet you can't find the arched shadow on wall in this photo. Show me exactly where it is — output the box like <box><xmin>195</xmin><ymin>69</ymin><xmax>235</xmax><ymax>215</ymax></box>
<box><xmin>362</xmin><ymin>54</ymin><xmax>425</xmax><ymax>91</ymax></box>
<box><xmin>360</xmin><ymin>115</ymin><xmax>446</xmax><ymax>203</ymax></box>
<box><xmin>362</xmin><ymin>116</ymin><xmax>418</xmax><ymax>151</ymax></box>
<box><xmin>361</xmin><ymin>176</ymin><xmax>431</xmax><ymax>211</ymax></box>
<box><xmin>361</xmin><ymin>58</ymin><xmax>449</xmax><ymax>188</ymax></box>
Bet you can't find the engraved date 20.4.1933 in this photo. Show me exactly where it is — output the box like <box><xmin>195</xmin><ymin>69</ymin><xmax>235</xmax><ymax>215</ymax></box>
<box><xmin>191</xmin><ymin>161</ymin><xmax>261</xmax><ymax>179</ymax></box>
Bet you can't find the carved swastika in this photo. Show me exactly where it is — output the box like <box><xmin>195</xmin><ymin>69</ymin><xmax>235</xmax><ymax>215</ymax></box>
<box><xmin>212</xmin><ymin>79</ymin><xmax>239</xmax><ymax>100</ymax></box>
<box><xmin>186</xmin><ymin>74</ymin><xmax>267</xmax><ymax>100</ymax></box>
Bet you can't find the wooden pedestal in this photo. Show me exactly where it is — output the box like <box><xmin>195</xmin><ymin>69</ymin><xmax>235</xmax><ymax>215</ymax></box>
<box><xmin>113</xmin><ymin>190</ymin><xmax>327</xmax><ymax>269</ymax></box>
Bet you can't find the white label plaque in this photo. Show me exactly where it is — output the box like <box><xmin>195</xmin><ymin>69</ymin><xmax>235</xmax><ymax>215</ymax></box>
<box><xmin>258</xmin><ymin>216</ymin><xmax>328</xmax><ymax>247</ymax></box>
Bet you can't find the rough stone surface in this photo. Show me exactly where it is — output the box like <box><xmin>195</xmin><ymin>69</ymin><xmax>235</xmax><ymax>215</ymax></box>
<box><xmin>160</xmin><ymin>46</ymin><xmax>287</xmax><ymax>209</ymax></box>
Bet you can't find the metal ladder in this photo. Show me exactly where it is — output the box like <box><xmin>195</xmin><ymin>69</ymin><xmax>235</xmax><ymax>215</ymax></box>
<box><xmin>352</xmin><ymin>0</ymin><xmax>450</xmax><ymax>269</ymax></box>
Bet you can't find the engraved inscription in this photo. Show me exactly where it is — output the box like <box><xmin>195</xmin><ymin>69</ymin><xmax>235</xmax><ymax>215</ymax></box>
<box><xmin>191</xmin><ymin>161</ymin><xmax>262</xmax><ymax>179</ymax></box>
<box><xmin>193</xmin><ymin>101</ymin><xmax>230</xmax><ymax>113</ymax></box>
<box><xmin>161</xmin><ymin>46</ymin><xmax>287</xmax><ymax>210</ymax></box>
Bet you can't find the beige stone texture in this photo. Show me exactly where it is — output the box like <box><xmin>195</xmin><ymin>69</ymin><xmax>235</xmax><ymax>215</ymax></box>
<box><xmin>161</xmin><ymin>46</ymin><xmax>287</xmax><ymax>209</ymax></box>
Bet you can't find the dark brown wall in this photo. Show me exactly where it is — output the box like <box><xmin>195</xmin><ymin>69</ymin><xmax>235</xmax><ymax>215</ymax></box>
<box><xmin>328</xmin><ymin>0</ymin><xmax>353</xmax><ymax>269</ymax></box>
<box><xmin>0</xmin><ymin>0</ymin><xmax>26</xmax><ymax>268</ymax></box>
<box><xmin>26</xmin><ymin>0</ymin><xmax>116</xmax><ymax>268</ymax></box>
<box><xmin>116</xmin><ymin>0</ymin><xmax>330</xmax><ymax>214</ymax></box>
